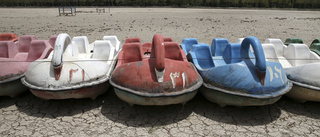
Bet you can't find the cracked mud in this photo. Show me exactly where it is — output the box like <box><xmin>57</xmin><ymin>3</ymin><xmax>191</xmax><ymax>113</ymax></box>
<box><xmin>1</xmin><ymin>89</ymin><xmax>320</xmax><ymax>136</ymax></box>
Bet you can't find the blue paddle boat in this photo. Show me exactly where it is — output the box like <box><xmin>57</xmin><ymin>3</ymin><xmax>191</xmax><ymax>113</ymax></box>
<box><xmin>181</xmin><ymin>36</ymin><xmax>292</xmax><ymax>107</ymax></box>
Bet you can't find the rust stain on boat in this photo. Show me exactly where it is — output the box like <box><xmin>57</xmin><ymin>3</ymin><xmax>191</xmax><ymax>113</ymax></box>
<box><xmin>54</xmin><ymin>65</ymin><xmax>63</xmax><ymax>80</ymax></box>
<box><xmin>82</xmin><ymin>69</ymin><xmax>85</xmax><ymax>81</ymax></box>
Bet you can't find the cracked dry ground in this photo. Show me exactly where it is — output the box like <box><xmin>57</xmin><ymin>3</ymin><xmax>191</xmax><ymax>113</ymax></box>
<box><xmin>1</xmin><ymin>88</ymin><xmax>320</xmax><ymax>136</ymax></box>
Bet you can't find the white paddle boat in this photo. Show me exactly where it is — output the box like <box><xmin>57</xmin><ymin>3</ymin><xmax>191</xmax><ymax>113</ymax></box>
<box><xmin>22</xmin><ymin>33</ymin><xmax>120</xmax><ymax>100</ymax></box>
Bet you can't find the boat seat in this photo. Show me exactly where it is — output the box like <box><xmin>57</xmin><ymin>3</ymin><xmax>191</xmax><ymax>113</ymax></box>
<box><xmin>284</xmin><ymin>44</ymin><xmax>312</xmax><ymax>66</ymax></box>
<box><xmin>211</xmin><ymin>38</ymin><xmax>229</xmax><ymax>56</ymax></box>
<box><xmin>103</xmin><ymin>36</ymin><xmax>121</xmax><ymax>51</ymax></box>
<box><xmin>26</xmin><ymin>40</ymin><xmax>52</xmax><ymax>62</ymax></box>
<box><xmin>18</xmin><ymin>35</ymin><xmax>37</xmax><ymax>52</ymax></box>
<box><xmin>125</xmin><ymin>37</ymin><xmax>141</xmax><ymax>44</ymax></box>
<box><xmin>72</xmin><ymin>36</ymin><xmax>89</xmax><ymax>54</ymax></box>
<box><xmin>0</xmin><ymin>42</ymin><xmax>9</xmax><ymax>58</ymax></box>
<box><xmin>164</xmin><ymin>42</ymin><xmax>184</xmax><ymax>61</ymax></box>
<box><xmin>0</xmin><ymin>33</ymin><xmax>18</xmax><ymax>42</ymax></box>
<box><xmin>92</xmin><ymin>40</ymin><xmax>115</xmax><ymax>61</ymax></box>
<box><xmin>49</xmin><ymin>35</ymin><xmax>57</xmax><ymax>48</ymax></box>
<box><xmin>284</xmin><ymin>38</ymin><xmax>303</xmax><ymax>46</ymax></box>
<box><xmin>180</xmin><ymin>38</ymin><xmax>198</xmax><ymax>54</ymax></box>
<box><xmin>164</xmin><ymin>37</ymin><xmax>173</xmax><ymax>42</ymax></box>
<box><xmin>121</xmin><ymin>43</ymin><xmax>143</xmax><ymax>64</ymax></box>
<box><xmin>0</xmin><ymin>41</ymin><xmax>18</xmax><ymax>58</ymax></box>
<box><xmin>310</xmin><ymin>39</ymin><xmax>320</xmax><ymax>56</ymax></box>
<box><xmin>191</xmin><ymin>43</ymin><xmax>214</xmax><ymax>69</ymax></box>
<box><xmin>223</xmin><ymin>43</ymin><xmax>241</xmax><ymax>64</ymax></box>
<box><xmin>264</xmin><ymin>38</ymin><xmax>285</xmax><ymax>56</ymax></box>
<box><xmin>262</xmin><ymin>44</ymin><xmax>280</xmax><ymax>63</ymax></box>
<box><xmin>236</xmin><ymin>38</ymin><xmax>244</xmax><ymax>43</ymax></box>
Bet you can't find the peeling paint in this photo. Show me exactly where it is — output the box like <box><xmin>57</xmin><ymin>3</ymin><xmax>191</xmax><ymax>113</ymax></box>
<box><xmin>182</xmin><ymin>72</ymin><xmax>186</xmax><ymax>88</ymax></box>
<box><xmin>170</xmin><ymin>72</ymin><xmax>180</xmax><ymax>88</ymax></box>
<box><xmin>82</xmin><ymin>69</ymin><xmax>85</xmax><ymax>81</ymax></box>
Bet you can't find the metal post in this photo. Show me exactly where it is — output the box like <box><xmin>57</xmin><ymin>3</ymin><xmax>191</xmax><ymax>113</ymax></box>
<box><xmin>58</xmin><ymin>6</ymin><xmax>61</xmax><ymax>16</ymax></box>
<box><xmin>108</xmin><ymin>0</ymin><xmax>110</xmax><ymax>13</ymax></box>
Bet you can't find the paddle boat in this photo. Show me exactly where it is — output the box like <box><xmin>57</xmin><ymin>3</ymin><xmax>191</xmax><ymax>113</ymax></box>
<box><xmin>263</xmin><ymin>38</ymin><xmax>320</xmax><ymax>102</ymax></box>
<box><xmin>0</xmin><ymin>33</ymin><xmax>19</xmax><ymax>42</ymax></box>
<box><xmin>181</xmin><ymin>36</ymin><xmax>292</xmax><ymax>107</ymax></box>
<box><xmin>284</xmin><ymin>38</ymin><xmax>303</xmax><ymax>46</ymax></box>
<box><xmin>22</xmin><ymin>33</ymin><xmax>120</xmax><ymax>100</ymax></box>
<box><xmin>283</xmin><ymin>38</ymin><xmax>320</xmax><ymax>57</ymax></box>
<box><xmin>110</xmin><ymin>34</ymin><xmax>203</xmax><ymax>106</ymax></box>
<box><xmin>310</xmin><ymin>39</ymin><xmax>320</xmax><ymax>56</ymax></box>
<box><xmin>0</xmin><ymin>35</ymin><xmax>53</xmax><ymax>97</ymax></box>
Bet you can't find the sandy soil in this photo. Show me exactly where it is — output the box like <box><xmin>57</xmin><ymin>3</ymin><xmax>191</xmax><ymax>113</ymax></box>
<box><xmin>1</xmin><ymin>8</ymin><xmax>320</xmax><ymax>136</ymax></box>
<box><xmin>0</xmin><ymin>8</ymin><xmax>319</xmax><ymax>45</ymax></box>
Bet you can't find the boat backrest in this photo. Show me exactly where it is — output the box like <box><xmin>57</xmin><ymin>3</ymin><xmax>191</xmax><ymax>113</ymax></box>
<box><xmin>121</xmin><ymin>42</ymin><xmax>143</xmax><ymax>64</ymax></box>
<box><xmin>0</xmin><ymin>33</ymin><xmax>18</xmax><ymax>42</ymax></box>
<box><xmin>311</xmin><ymin>39</ymin><xmax>320</xmax><ymax>47</ymax></box>
<box><xmin>262</xmin><ymin>43</ymin><xmax>280</xmax><ymax>63</ymax></box>
<box><xmin>310</xmin><ymin>43</ymin><xmax>320</xmax><ymax>55</ymax></box>
<box><xmin>310</xmin><ymin>39</ymin><xmax>320</xmax><ymax>56</ymax></box>
<box><xmin>125</xmin><ymin>37</ymin><xmax>141</xmax><ymax>44</ymax></box>
<box><xmin>264</xmin><ymin>38</ymin><xmax>285</xmax><ymax>56</ymax></box>
<box><xmin>92</xmin><ymin>40</ymin><xmax>115</xmax><ymax>61</ymax></box>
<box><xmin>164</xmin><ymin>37</ymin><xmax>173</xmax><ymax>42</ymax></box>
<box><xmin>49</xmin><ymin>35</ymin><xmax>57</xmax><ymax>48</ymax></box>
<box><xmin>18</xmin><ymin>35</ymin><xmax>37</xmax><ymax>52</ymax></box>
<box><xmin>223</xmin><ymin>43</ymin><xmax>242</xmax><ymax>64</ymax></box>
<box><xmin>103</xmin><ymin>36</ymin><xmax>121</xmax><ymax>51</ymax></box>
<box><xmin>0</xmin><ymin>42</ymin><xmax>9</xmax><ymax>58</ymax></box>
<box><xmin>284</xmin><ymin>38</ymin><xmax>303</xmax><ymax>46</ymax></box>
<box><xmin>26</xmin><ymin>40</ymin><xmax>52</xmax><ymax>62</ymax></box>
<box><xmin>236</xmin><ymin>38</ymin><xmax>244</xmax><ymax>43</ymax></box>
<box><xmin>0</xmin><ymin>41</ymin><xmax>18</xmax><ymax>58</ymax></box>
<box><xmin>180</xmin><ymin>38</ymin><xmax>198</xmax><ymax>54</ymax></box>
<box><xmin>211</xmin><ymin>38</ymin><xmax>229</xmax><ymax>56</ymax></box>
<box><xmin>284</xmin><ymin>43</ymin><xmax>311</xmax><ymax>66</ymax></box>
<box><xmin>191</xmin><ymin>43</ymin><xmax>214</xmax><ymax>69</ymax></box>
<box><xmin>72</xmin><ymin>36</ymin><xmax>89</xmax><ymax>54</ymax></box>
<box><xmin>164</xmin><ymin>42</ymin><xmax>184</xmax><ymax>61</ymax></box>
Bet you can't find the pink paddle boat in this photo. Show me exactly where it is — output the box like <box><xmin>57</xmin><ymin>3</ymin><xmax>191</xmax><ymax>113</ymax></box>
<box><xmin>0</xmin><ymin>35</ymin><xmax>53</xmax><ymax>97</ymax></box>
<box><xmin>0</xmin><ymin>33</ymin><xmax>18</xmax><ymax>42</ymax></box>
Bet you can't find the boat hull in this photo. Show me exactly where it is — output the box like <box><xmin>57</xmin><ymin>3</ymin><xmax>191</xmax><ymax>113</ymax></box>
<box><xmin>29</xmin><ymin>81</ymin><xmax>110</xmax><ymax>100</ymax></box>
<box><xmin>200</xmin><ymin>86</ymin><xmax>280</xmax><ymax>107</ymax></box>
<box><xmin>110</xmin><ymin>76</ymin><xmax>202</xmax><ymax>106</ymax></box>
<box><xmin>200</xmin><ymin>82</ymin><xmax>292</xmax><ymax>107</ymax></box>
<box><xmin>286</xmin><ymin>83</ymin><xmax>320</xmax><ymax>103</ymax></box>
<box><xmin>0</xmin><ymin>78</ymin><xmax>28</xmax><ymax>98</ymax></box>
<box><xmin>114</xmin><ymin>87</ymin><xmax>198</xmax><ymax>106</ymax></box>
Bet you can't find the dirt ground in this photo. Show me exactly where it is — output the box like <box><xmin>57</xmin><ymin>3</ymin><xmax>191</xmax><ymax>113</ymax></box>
<box><xmin>0</xmin><ymin>8</ymin><xmax>320</xmax><ymax>136</ymax></box>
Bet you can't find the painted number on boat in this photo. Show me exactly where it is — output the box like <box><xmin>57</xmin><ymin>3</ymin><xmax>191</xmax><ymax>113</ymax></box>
<box><xmin>170</xmin><ymin>72</ymin><xmax>187</xmax><ymax>88</ymax></box>
<box><xmin>267</xmin><ymin>66</ymin><xmax>285</xmax><ymax>84</ymax></box>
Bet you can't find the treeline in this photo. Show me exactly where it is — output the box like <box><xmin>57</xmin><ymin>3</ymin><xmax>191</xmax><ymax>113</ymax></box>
<box><xmin>1</xmin><ymin>0</ymin><xmax>320</xmax><ymax>9</ymax></box>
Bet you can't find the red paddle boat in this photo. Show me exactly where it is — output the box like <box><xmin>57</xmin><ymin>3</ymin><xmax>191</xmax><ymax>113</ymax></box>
<box><xmin>0</xmin><ymin>33</ymin><xmax>19</xmax><ymax>42</ymax></box>
<box><xmin>110</xmin><ymin>34</ymin><xmax>203</xmax><ymax>106</ymax></box>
